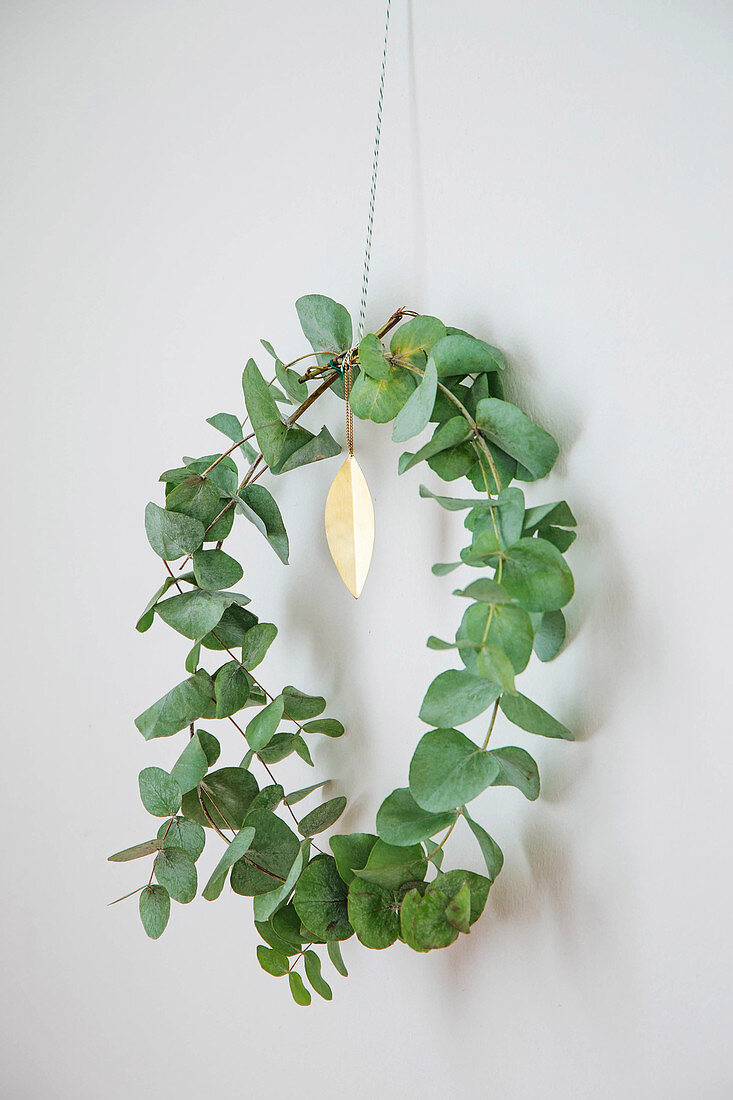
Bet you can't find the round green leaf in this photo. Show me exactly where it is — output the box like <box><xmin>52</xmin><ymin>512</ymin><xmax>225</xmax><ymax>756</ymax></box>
<box><xmin>353</xmin><ymin>838</ymin><xmax>427</xmax><ymax>891</ymax></box>
<box><xmin>457</xmin><ymin>600</ymin><xmax>534</xmax><ymax>675</ymax></box>
<box><xmin>138</xmin><ymin>767</ymin><xmax>182</xmax><ymax>817</ymax></box>
<box><xmin>348</xmin><ymin>878</ymin><xmax>400</xmax><ymax>949</ymax></box>
<box><xmin>499</xmin><ymin>538</ymin><xmax>574</xmax><ymax>611</ymax></box>
<box><xmin>293</xmin><ymin>854</ymin><xmax>353</xmax><ymax>941</ymax></box>
<box><xmin>180</xmin><ymin>767</ymin><xmax>259</xmax><ymax>831</ymax></box>
<box><xmin>409</xmin><ymin>728</ymin><xmax>500</xmax><ymax>812</ymax></box>
<box><xmin>419</xmin><ymin>669</ymin><xmax>501</xmax><ymax>727</ymax></box>
<box><xmin>475</xmin><ymin>397</ymin><xmax>559</xmax><ymax>479</ymax></box>
<box><xmin>154</xmin><ymin>846</ymin><xmax>197</xmax><ymax>903</ymax></box>
<box><xmin>192</xmin><ymin>548</ymin><xmax>244</xmax><ymax>591</ymax></box>
<box><xmin>241</xmin><ymin>623</ymin><xmax>278</xmax><ymax>669</ymax></box>
<box><xmin>157</xmin><ymin>817</ymin><xmax>206</xmax><ymax>862</ymax></box>
<box><xmin>329</xmin><ymin>833</ymin><xmax>377</xmax><ymax>886</ymax></box>
<box><xmin>257</xmin><ymin>945</ymin><xmax>289</xmax><ymax>977</ymax></box>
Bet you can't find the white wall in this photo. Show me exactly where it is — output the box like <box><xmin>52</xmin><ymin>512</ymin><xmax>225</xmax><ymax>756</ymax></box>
<box><xmin>1</xmin><ymin>1</ymin><xmax>731</xmax><ymax>1096</ymax></box>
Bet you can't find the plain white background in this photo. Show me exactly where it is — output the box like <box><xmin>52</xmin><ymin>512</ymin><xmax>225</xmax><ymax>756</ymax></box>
<box><xmin>1</xmin><ymin>1</ymin><xmax>731</xmax><ymax>1096</ymax></box>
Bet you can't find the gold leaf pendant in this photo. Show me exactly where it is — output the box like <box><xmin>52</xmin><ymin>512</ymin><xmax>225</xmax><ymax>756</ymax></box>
<box><xmin>324</xmin><ymin>455</ymin><xmax>375</xmax><ymax>599</ymax></box>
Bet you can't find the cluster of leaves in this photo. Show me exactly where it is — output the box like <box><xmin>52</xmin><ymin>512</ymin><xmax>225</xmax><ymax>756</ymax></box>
<box><xmin>111</xmin><ymin>295</ymin><xmax>575</xmax><ymax>1004</ymax></box>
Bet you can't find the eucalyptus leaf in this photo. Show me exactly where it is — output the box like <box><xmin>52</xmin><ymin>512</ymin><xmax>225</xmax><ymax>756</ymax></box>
<box><xmin>233</xmin><ymin>485</ymin><xmax>289</xmax><ymax>564</ymax></box>
<box><xmin>358</xmin><ymin>333</ymin><xmax>392</xmax><ymax>380</ymax></box>
<box><xmin>296</xmin><ymin>294</ymin><xmax>352</xmax><ymax>365</ymax></box>
<box><xmin>139</xmin><ymin>885</ymin><xmax>170</xmax><ymax>939</ymax></box>
<box><xmin>462</xmin><ymin>808</ymin><xmax>504</xmax><ymax>881</ymax></box>
<box><xmin>108</xmin><ymin>839</ymin><xmax>161</xmax><ymax>863</ymax></box>
<box><xmin>257</xmin><ymin>945</ymin><xmax>289</xmax><ymax>977</ymax></box>
<box><xmin>500</xmin><ymin>538</ymin><xmax>574</xmax><ymax>611</ymax></box>
<box><xmin>214</xmin><ymin>661</ymin><xmax>252</xmax><ymax>718</ymax></box>
<box><xmin>475</xmin><ymin>398</ymin><xmax>558</xmax><ymax>479</ymax></box>
<box><xmin>170</xmin><ymin>732</ymin><xmax>210</xmax><ymax>794</ymax></box>
<box><xmin>419</xmin><ymin>669</ymin><xmax>501</xmax><ymax>727</ymax></box>
<box><xmin>273</xmin><ymin>425</ymin><xmax>341</xmax><ymax>474</ymax></box>
<box><xmin>476</xmin><ymin>643</ymin><xmax>517</xmax><ymax>694</ymax></box>
<box><xmin>523</xmin><ymin>500</ymin><xmax>577</xmax><ymax>535</ymax></box>
<box><xmin>392</xmin><ymin>356</ymin><xmax>438</xmax><ymax>443</ymax></box>
<box><xmin>166</xmin><ymin>475</ymin><xmax>222</xmax><ymax>527</ymax></box>
<box><xmin>138</xmin><ymin>767</ymin><xmax>182</xmax><ymax>817</ymax></box>
<box><xmin>275</xmin><ymin>358</ymin><xmax>308</xmax><ymax>402</ymax></box>
<box><xmin>135</xmin><ymin>671</ymin><xmax>215</xmax><ymax>741</ymax></box>
<box><xmin>445</xmin><ymin>882</ymin><xmax>471</xmax><ymax>933</ymax></box>
<box><xmin>241</xmin><ymin>622</ymin><xmax>278</xmax><ymax>668</ymax></box>
<box><xmin>349</xmin><ymin>363</ymin><xmax>416</xmax><ymax>423</ymax></box>
<box><xmin>431</xmin><ymin>333</ymin><xmax>504</xmax><ymax>377</ymax></box>
<box><xmin>288</xmin><ymin>971</ymin><xmax>312</xmax><ymax>1006</ymax></box>
<box><xmin>304</xmin><ymin>950</ymin><xmax>333</xmax><ymax>999</ymax></box>
<box><xmin>200</xmin><ymin>604</ymin><xmax>258</xmax><ymax>651</ymax></box>
<box><xmin>539</xmin><ymin>526</ymin><xmax>576</xmax><ymax>552</ymax></box>
<box><xmin>353</xmin><ymin>838</ymin><xmax>427</xmax><ymax>891</ymax></box>
<box><xmin>487</xmin><ymin>746</ymin><xmax>540</xmax><ymax>800</ymax></box>
<box><xmin>301</xmin><ymin>717</ymin><xmax>344</xmax><ymax>737</ymax></box>
<box><xmin>202</xmin><ymin>825</ymin><xmax>256</xmax><ymax>900</ymax></box>
<box><xmin>144</xmin><ymin>503</ymin><xmax>205</xmax><ymax>561</ymax></box>
<box><xmin>499</xmin><ymin>692</ymin><xmax>573</xmax><ymax>740</ymax></box>
<box><xmin>192</xmin><ymin>548</ymin><xmax>243</xmax><ymax>591</ymax></box>
<box><xmin>246</xmin><ymin>695</ymin><xmax>284</xmax><ymax>751</ymax></box>
<box><xmin>327</xmin><ymin>940</ymin><xmax>348</xmax><ymax>977</ymax></box>
<box><xmin>390</xmin><ymin>315</ymin><xmax>446</xmax><ymax>365</ymax></box>
<box><xmin>242</xmin><ymin>358</ymin><xmax>288</xmax><ymax>467</ymax></box>
<box><xmin>533</xmin><ymin>609</ymin><xmax>566</xmax><ymax>662</ymax></box>
<box><xmin>286</xmin><ymin>781</ymin><xmax>330</xmax><ymax>807</ymax></box>
<box><xmin>156</xmin><ymin>590</ymin><xmax>228</xmax><ymax>641</ymax></box>
<box><xmin>376</xmin><ymin>788</ymin><xmax>456</xmax><ymax>847</ymax></box>
<box><xmin>330</xmin><ymin>833</ymin><xmax>378</xmax><ymax>886</ymax></box>
<box><xmin>409</xmin><ymin>728</ymin><xmax>500</xmax><ymax>812</ymax></box>
<box><xmin>456</xmin><ymin>600</ymin><xmax>534</xmax><ymax>675</ymax></box>
<box><xmin>206</xmin><ymin>412</ymin><xmax>244</xmax><ymax>443</ymax></box>
<box><xmin>252</xmin><ymin>844</ymin><xmax>306</xmax><ymax>922</ymax></box>
<box><xmin>398</xmin><ymin>417</ymin><xmax>473</xmax><ymax>474</ymax></box>
<box><xmin>181</xmin><ymin>767</ymin><xmax>259</xmax><ymax>831</ymax></box>
<box><xmin>298</xmin><ymin>796</ymin><xmax>347</xmax><ymax>837</ymax></box>
<box><xmin>293</xmin><ymin>854</ymin><xmax>353</xmax><ymax>941</ymax></box>
<box><xmin>282</xmin><ymin>686</ymin><xmax>326</xmax><ymax>720</ymax></box>
<box><xmin>418</xmin><ymin>484</ymin><xmax>489</xmax><ymax>511</ymax></box>
<box><xmin>230</xmin><ymin>809</ymin><xmax>300</xmax><ymax>896</ymax></box>
<box><xmin>158</xmin><ymin>817</ymin><xmax>206</xmax><ymax>862</ymax></box>
<box><xmin>154</xmin><ymin>846</ymin><xmax>197</xmax><ymax>904</ymax></box>
<box><xmin>348</xmin><ymin>878</ymin><xmax>400</xmax><ymax>949</ymax></box>
<box><xmin>136</xmin><ymin>576</ymin><xmax>177</xmax><ymax>632</ymax></box>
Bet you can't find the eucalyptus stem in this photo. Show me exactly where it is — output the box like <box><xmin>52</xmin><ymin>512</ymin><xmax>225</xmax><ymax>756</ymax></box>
<box><xmin>482</xmin><ymin>700</ymin><xmax>500</xmax><ymax>750</ymax></box>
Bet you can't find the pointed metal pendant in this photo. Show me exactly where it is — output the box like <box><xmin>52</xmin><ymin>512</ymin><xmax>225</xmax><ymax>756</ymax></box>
<box><xmin>324</xmin><ymin>455</ymin><xmax>375</xmax><ymax>599</ymax></box>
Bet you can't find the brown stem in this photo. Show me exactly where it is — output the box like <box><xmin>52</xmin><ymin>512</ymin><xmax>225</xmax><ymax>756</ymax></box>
<box><xmin>201</xmin><ymin>432</ymin><xmax>256</xmax><ymax>476</ymax></box>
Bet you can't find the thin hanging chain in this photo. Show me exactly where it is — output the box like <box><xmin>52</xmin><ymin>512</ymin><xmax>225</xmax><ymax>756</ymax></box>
<box><xmin>345</xmin><ymin>0</ymin><xmax>392</xmax><ymax>456</ymax></box>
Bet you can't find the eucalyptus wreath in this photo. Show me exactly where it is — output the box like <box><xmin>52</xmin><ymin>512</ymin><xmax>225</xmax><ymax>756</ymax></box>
<box><xmin>110</xmin><ymin>295</ymin><xmax>576</xmax><ymax>1005</ymax></box>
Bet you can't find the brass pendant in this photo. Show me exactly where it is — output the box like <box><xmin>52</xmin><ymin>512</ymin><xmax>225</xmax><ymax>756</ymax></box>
<box><xmin>324</xmin><ymin>455</ymin><xmax>375</xmax><ymax>599</ymax></box>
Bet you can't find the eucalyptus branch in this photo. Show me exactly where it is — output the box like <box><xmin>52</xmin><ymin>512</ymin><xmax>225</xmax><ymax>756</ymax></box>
<box><xmin>117</xmin><ymin>294</ymin><xmax>576</xmax><ymax>1001</ymax></box>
